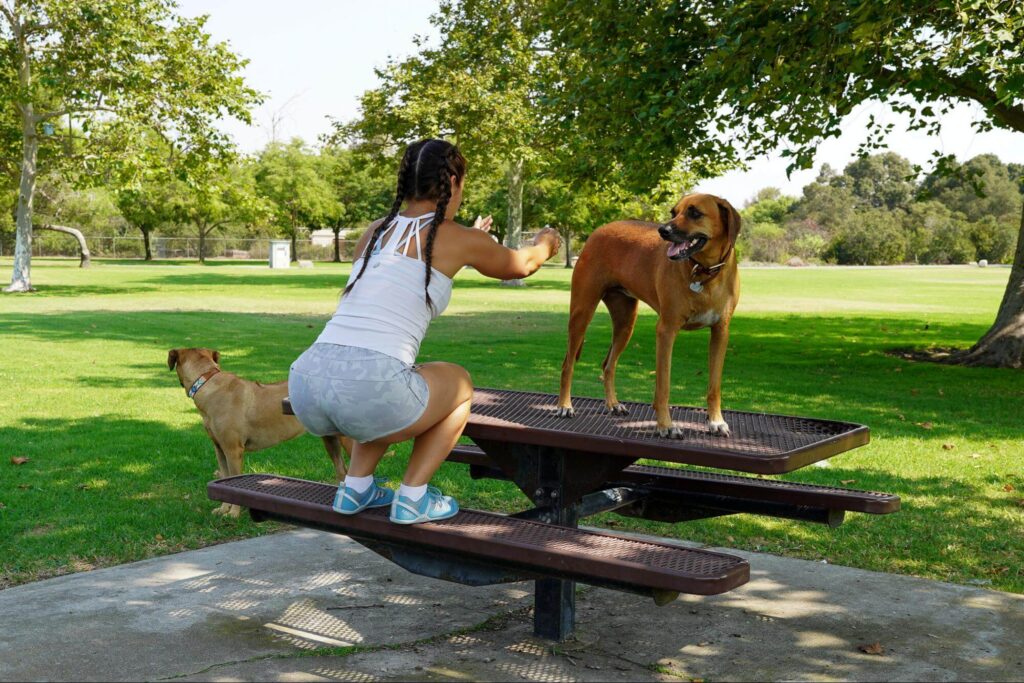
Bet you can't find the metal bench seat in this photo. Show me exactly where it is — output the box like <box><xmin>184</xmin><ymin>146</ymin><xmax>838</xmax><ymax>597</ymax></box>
<box><xmin>208</xmin><ymin>473</ymin><xmax>750</xmax><ymax>597</ymax></box>
<box><xmin>448</xmin><ymin>444</ymin><xmax>899</xmax><ymax>516</ymax></box>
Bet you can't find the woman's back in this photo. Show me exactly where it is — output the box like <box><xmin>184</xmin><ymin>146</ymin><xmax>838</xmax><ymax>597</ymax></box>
<box><xmin>317</xmin><ymin>213</ymin><xmax>453</xmax><ymax>366</ymax></box>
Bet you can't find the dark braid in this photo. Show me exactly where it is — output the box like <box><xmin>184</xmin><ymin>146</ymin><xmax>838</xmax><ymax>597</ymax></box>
<box><xmin>422</xmin><ymin>156</ymin><xmax>454</xmax><ymax>314</ymax></box>
<box><xmin>343</xmin><ymin>152</ymin><xmax>411</xmax><ymax>296</ymax></box>
<box><xmin>345</xmin><ymin>139</ymin><xmax>466</xmax><ymax>312</ymax></box>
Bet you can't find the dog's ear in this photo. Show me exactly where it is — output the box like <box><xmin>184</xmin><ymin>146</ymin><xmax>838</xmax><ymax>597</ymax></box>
<box><xmin>716</xmin><ymin>197</ymin><xmax>741</xmax><ymax>250</ymax></box>
<box><xmin>211</xmin><ymin>350</ymin><xmax>221</xmax><ymax>365</ymax></box>
<box><xmin>167</xmin><ymin>349</ymin><xmax>179</xmax><ymax>371</ymax></box>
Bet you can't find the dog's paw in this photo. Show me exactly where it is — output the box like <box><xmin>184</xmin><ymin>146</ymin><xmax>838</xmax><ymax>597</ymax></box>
<box><xmin>607</xmin><ymin>402</ymin><xmax>629</xmax><ymax>415</ymax></box>
<box><xmin>656</xmin><ymin>425</ymin><xmax>684</xmax><ymax>439</ymax></box>
<box><xmin>556</xmin><ymin>406</ymin><xmax>575</xmax><ymax>418</ymax></box>
<box><xmin>211</xmin><ymin>504</ymin><xmax>229</xmax><ymax>516</ymax></box>
<box><xmin>708</xmin><ymin>420</ymin><xmax>731</xmax><ymax>437</ymax></box>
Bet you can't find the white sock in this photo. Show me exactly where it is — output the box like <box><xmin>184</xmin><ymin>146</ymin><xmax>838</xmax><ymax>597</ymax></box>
<box><xmin>344</xmin><ymin>474</ymin><xmax>375</xmax><ymax>493</ymax></box>
<box><xmin>398</xmin><ymin>483</ymin><xmax>428</xmax><ymax>502</ymax></box>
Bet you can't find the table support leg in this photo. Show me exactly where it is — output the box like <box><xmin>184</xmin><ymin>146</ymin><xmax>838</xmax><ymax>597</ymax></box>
<box><xmin>534</xmin><ymin>577</ymin><xmax>575</xmax><ymax>641</ymax></box>
<box><xmin>531</xmin><ymin>448</ymin><xmax>578</xmax><ymax>641</ymax></box>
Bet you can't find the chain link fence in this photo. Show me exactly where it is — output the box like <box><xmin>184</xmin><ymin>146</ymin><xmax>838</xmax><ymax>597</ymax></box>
<box><xmin>0</xmin><ymin>233</ymin><xmax>361</xmax><ymax>262</ymax></box>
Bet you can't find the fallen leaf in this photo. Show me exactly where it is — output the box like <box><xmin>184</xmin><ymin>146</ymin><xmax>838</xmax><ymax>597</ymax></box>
<box><xmin>859</xmin><ymin>642</ymin><xmax>884</xmax><ymax>656</ymax></box>
<box><xmin>911</xmin><ymin>389</ymin><xmax>920</xmax><ymax>396</ymax></box>
<box><xmin>897</xmin><ymin>414</ymin><xmax>906</xmax><ymax>421</ymax></box>
<box><xmin>0</xmin><ymin>502</ymin><xmax>6</xmax><ymax>510</ymax></box>
<box><xmin>1015</xmin><ymin>499</ymin><xmax>1024</xmax><ymax>508</ymax></box>
<box><xmin>1003</xmin><ymin>484</ymin><xmax>1015</xmax><ymax>492</ymax></box>
<box><xmin>917</xmin><ymin>422</ymin><xmax>933</xmax><ymax>430</ymax></box>
<box><xmin>942</xmin><ymin>443</ymin><xmax>955</xmax><ymax>450</ymax></box>
<box><xmin>841</xmin><ymin>479</ymin><xmax>856</xmax><ymax>485</ymax></box>
<box><xmin>970</xmin><ymin>453</ymin><xmax>981</xmax><ymax>459</ymax></box>
<box><xmin>893</xmin><ymin>367</ymin><xmax>902</xmax><ymax>373</ymax></box>
<box><xmin>155</xmin><ymin>534</ymin><xmax>164</xmax><ymax>541</ymax></box>
<box><xmin>938</xmin><ymin>388</ymin><xmax>945</xmax><ymax>396</ymax></box>
<box><xmin>17</xmin><ymin>484</ymin><xmax>30</xmax><ymax>490</ymax></box>
<box><xmin>76</xmin><ymin>484</ymin><xmax>90</xmax><ymax>491</ymax></box>
<box><xmin>10</xmin><ymin>456</ymin><xmax>29</xmax><ymax>465</ymax></box>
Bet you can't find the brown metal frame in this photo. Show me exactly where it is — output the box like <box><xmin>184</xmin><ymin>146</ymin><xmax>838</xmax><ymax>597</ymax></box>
<box><xmin>207</xmin><ymin>474</ymin><xmax>750</xmax><ymax>597</ymax></box>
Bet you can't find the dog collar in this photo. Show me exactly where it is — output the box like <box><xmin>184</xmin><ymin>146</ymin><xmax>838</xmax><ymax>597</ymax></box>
<box><xmin>187</xmin><ymin>369</ymin><xmax>220</xmax><ymax>399</ymax></box>
<box><xmin>688</xmin><ymin>247</ymin><xmax>734</xmax><ymax>293</ymax></box>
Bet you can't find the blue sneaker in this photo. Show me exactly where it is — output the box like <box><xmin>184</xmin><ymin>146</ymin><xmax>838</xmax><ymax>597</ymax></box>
<box><xmin>389</xmin><ymin>486</ymin><xmax>459</xmax><ymax>525</ymax></box>
<box><xmin>332</xmin><ymin>478</ymin><xmax>394</xmax><ymax>515</ymax></box>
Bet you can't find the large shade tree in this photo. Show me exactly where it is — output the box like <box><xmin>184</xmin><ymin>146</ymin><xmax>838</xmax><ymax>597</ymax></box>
<box><xmin>544</xmin><ymin>0</ymin><xmax>1024</xmax><ymax>367</ymax></box>
<box><xmin>0</xmin><ymin>0</ymin><xmax>260</xmax><ymax>292</ymax></box>
<box><xmin>337</xmin><ymin>0</ymin><xmax>548</xmax><ymax>282</ymax></box>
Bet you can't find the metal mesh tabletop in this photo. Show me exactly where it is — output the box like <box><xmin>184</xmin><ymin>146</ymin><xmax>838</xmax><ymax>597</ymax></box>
<box><xmin>466</xmin><ymin>388</ymin><xmax>869</xmax><ymax>474</ymax></box>
<box><xmin>208</xmin><ymin>474</ymin><xmax>749</xmax><ymax>595</ymax></box>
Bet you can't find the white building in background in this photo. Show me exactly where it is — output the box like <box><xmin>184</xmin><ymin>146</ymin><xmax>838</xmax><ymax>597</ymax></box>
<box><xmin>310</xmin><ymin>228</ymin><xmax>358</xmax><ymax>247</ymax></box>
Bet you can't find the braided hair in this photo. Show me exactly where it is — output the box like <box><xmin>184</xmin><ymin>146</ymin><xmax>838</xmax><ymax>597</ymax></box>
<box><xmin>345</xmin><ymin>139</ymin><xmax>467</xmax><ymax>313</ymax></box>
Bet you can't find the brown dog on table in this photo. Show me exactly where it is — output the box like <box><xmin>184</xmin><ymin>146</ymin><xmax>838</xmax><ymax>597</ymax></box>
<box><xmin>558</xmin><ymin>193</ymin><xmax>741</xmax><ymax>438</ymax></box>
<box><xmin>168</xmin><ymin>347</ymin><xmax>353</xmax><ymax>516</ymax></box>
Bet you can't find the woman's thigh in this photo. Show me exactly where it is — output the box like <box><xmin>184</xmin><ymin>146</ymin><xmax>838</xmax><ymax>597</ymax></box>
<box><xmin>373</xmin><ymin>362</ymin><xmax>472</xmax><ymax>444</ymax></box>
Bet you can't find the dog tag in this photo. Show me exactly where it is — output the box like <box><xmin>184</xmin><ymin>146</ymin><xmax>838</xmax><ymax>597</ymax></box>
<box><xmin>689</xmin><ymin>281</ymin><xmax>704</xmax><ymax>293</ymax></box>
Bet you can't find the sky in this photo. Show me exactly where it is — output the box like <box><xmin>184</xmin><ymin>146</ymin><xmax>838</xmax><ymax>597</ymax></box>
<box><xmin>177</xmin><ymin>0</ymin><xmax>1024</xmax><ymax>207</ymax></box>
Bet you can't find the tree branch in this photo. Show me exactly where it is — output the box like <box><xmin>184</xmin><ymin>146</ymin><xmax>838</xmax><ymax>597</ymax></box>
<box><xmin>36</xmin><ymin>105</ymin><xmax>116</xmax><ymax>121</ymax></box>
<box><xmin>877</xmin><ymin>65</ymin><xmax>1024</xmax><ymax>134</ymax></box>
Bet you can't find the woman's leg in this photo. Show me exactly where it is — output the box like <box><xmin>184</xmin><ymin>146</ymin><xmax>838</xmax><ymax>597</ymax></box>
<box><xmin>347</xmin><ymin>441</ymin><xmax>389</xmax><ymax>478</ymax></box>
<box><xmin>370</xmin><ymin>361</ymin><xmax>473</xmax><ymax>486</ymax></box>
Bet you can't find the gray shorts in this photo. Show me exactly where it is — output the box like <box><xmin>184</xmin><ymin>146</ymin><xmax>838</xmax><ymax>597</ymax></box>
<box><xmin>288</xmin><ymin>343</ymin><xmax>429</xmax><ymax>443</ymax></box>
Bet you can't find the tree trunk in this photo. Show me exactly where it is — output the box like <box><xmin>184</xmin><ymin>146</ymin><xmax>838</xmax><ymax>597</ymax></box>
<box><xmin>291</xmin><ymin>230</ymin><xmax>298</xmax><ymax>262</ymax></box>
<box><xmin>561</xmin><ymin>226</ymin><xmax>573</xmax><ymax>268</ymax></box>
<box><xmin>953</xmin><ymin>204</ymin><xmax>1024</xmax><ymax>368</ymax></box>
<box><xmin>333</xmin><ymin>225</ymin><xmax>341</xmax><ymax>263</ymax></box>
<box><xmin>142</xmin><ymin>227</ymin><xmax>152</xmax><ymax>261</ymax></box>
<box><xmin>5</xmin><ymin>18</ymin><xmax>36</xmax><ymax>293</ymax></box>
<box><xmin>38</xmin><ymin>224</ymin><xmax>91</xmax><ymax>267</ymax></box>
<box><xmin>502</xmin><ymin>156</ymin><xmax>525</xmax><ymax>287</ymax></box>
<box><xmin>198</xmin><ymin>226</ymin><xmax>206</xmax><ymax>263</ymax></box>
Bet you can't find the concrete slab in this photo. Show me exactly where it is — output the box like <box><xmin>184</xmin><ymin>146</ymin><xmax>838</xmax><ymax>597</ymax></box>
<box><xmin>1</xmin><ymin>528</ymin><xmax>1021</xmax><ymax>682</ymax></box>
<box><xmin>0</xmin><ymin>529</ymin><xmax>531</xmax><ymax>682</ymax></box>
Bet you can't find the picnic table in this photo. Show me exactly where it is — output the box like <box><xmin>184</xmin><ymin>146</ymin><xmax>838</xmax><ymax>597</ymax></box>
<box><xmin>209</xmin><ymin>388</ymin><xmax>899</xmax><ymax>641</ymax></box>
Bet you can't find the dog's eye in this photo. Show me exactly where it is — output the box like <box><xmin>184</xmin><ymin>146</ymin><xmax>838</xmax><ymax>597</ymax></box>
<box><xmin>669</xmin><ymin>207</ymin><xmax>678</xmax><ymax>218</ymax></box>
<box><xmin>686</xmin><ymin>206</ymin><xmax>703</xmax><ymax>220</ymax></box>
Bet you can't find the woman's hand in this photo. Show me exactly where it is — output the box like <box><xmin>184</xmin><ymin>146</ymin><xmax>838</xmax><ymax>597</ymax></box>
<box><xmin>533</xmin><ymin>227</ymin><xmax>562</xmax><ymax>259</ymax></box>
<box><xmin>472</xmin><ymin>215</ymin><xmax>494</xmax><ymax>233</ymax></box>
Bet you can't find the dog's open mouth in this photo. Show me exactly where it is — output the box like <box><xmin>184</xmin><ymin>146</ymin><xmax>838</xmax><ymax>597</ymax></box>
<box><xmin>665</xmin><ymin>234</ymin><xmax>708</xmax><ymax>261</ymax></box>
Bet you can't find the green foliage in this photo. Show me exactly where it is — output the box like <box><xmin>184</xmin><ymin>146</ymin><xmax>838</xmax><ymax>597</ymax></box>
<box><xmin>922</xmin><ymin>154</ymin><xmax>1023</xmax><ymax>222</ymax></box>
<box><xmin>254</xmin><ymin>139</ymin><xmax>337</xmax><ymax>238</ymax></box>
<box><xmin>544</xmin><ymin>0</ymin><xmax>1024</xmax><ymax>185</ymax></box>
<box><xmin>743</xmin><ymin>192</ymin><xmax>797</xmax><ymax>224</ymax></box>
<box><xmin>827</xmin><ymin>210</ymin><xmax>909</xmax><ymax>265</ymax></box>
<box><xmin>838</xmin><ymin>153</ymin><xmax>917</xmax><ymax>210</ymax></box>
<box><xmin>920</xmin><ymin>219</ymin><xmax>976</xmax><ymax>265</ymax></box>
<box><xmin>969</xmin><ymin>216</ymin><xmax>1018</xmax><ymax>263</ymax></box>
<box><xmin>743</xmin><ymin>222</ymin><xmax>788</xmax><ymax>263</ymax></box>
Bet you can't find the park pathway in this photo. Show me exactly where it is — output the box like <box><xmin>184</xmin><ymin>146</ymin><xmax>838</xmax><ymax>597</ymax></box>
<box><xmin>0</xmin><ymin>528</ymin><xmax>1021</xmax><ymax>682</ymax></box>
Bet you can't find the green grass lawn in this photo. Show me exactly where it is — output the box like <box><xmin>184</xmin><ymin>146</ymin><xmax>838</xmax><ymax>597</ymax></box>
<box><xmin>1</xmin><ymin>258</ymin><xmax>1021</xmax><ymax>593</ymax></box>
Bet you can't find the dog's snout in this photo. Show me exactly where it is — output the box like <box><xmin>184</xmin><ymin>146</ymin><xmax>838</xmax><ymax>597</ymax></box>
<box><xmin>658</xmin><ymin>223</ymin><xmax>673</xmax><ymax>239</ymax></box>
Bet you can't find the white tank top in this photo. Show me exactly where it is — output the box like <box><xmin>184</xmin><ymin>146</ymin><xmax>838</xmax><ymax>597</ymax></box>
<box><xmin>316</xmin><ymin>213</ymin><xmax>454</xmax><ymax>365</ymax></box>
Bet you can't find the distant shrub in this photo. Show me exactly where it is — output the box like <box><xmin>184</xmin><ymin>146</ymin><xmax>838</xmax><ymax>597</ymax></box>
<box><xmin>827</xmin><ymin>211</ymin><xmax>908</xmax><ymax>265</ymax></box>
<box><xmin>968</xmin><ymin>216</ymin><xmax>1017</xmax><ymax>263</ymax></box>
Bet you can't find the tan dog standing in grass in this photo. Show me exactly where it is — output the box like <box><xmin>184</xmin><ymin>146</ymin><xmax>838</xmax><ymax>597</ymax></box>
<box><xmin>168</xmin><ymin>347</ymin><xmax>352</xmax><ymax>517</ymax></box>
<box><xmin>558</xmin><ymin>193</ymin><xmax>741</xmax><ymax>437</ymax></box>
